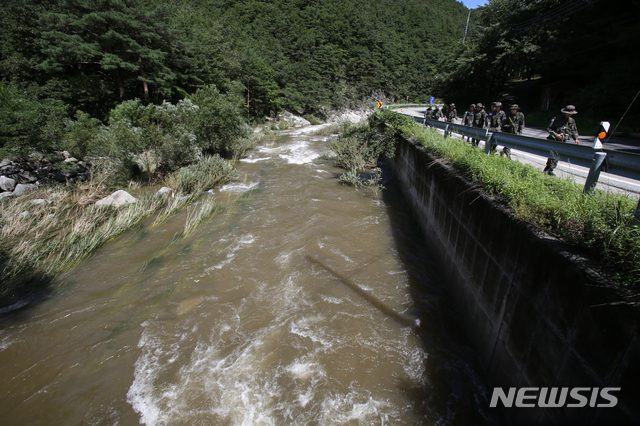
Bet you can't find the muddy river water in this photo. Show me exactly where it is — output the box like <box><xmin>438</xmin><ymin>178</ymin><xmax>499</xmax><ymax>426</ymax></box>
<box><xmin>0</xmin><ymin>124</ymin><xmax>502</xmax><ymax>425</ymax></box>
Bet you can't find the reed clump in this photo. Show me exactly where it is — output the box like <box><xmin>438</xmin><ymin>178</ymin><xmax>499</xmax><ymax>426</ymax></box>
<box><xmin>0</xmin><ymin>155</ymin><xmax>237</xmax><ymax>303</ymax></box>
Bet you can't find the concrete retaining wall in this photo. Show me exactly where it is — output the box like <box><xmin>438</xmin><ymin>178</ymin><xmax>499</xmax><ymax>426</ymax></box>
<box><xmin>388</xmin><ymin>136</ymin><xmax>640</xmax><ymax>425</ymax></box>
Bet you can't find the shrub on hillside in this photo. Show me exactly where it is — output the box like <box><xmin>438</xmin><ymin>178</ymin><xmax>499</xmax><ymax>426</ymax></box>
<box><xmin>188</xmin><ymin>85</ymin><xmax>251</xmax><ymax>156</ymax></box>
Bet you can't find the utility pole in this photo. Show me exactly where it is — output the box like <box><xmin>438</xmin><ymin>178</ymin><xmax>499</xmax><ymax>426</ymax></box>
<box><xmin>463</xmin><ymin>10</ymin><xmax>471</xmax><ymax>44</ymax></box>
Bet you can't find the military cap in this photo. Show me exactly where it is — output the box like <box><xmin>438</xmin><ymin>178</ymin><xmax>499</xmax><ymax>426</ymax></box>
<box><xmin>510</xmin><ymin>104</ymin><xmax>520</xmax><ymax>109</ymax></box>
<box><xmin>469</xmin><ymin>104</ymin><xmax>476</xmax><ymax>108</ymax></box>
<box><xmin>561</xmin><ymin>105</ymin><xmax>578</xmax><ymax>114</ymax></box>
<box><xmin>491</xmin><ymin>101</ymin><xmax>502</xmax><ymax>107</ymax></box>
<box><xmin>476</xmin><ymin>103</ymin><xmax>484</xmax><ymax>109</ymax></box>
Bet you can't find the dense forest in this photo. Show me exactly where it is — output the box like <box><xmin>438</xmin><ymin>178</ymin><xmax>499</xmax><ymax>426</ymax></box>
<box><xmin>0</xmin><ymin>0</ymin><xmax>467</xmax><ymax>119</ymax></box>
<box><xmin>1</xmin><ymin>0</ymin><xmax>638</xmax><ymax>162</ymax></box>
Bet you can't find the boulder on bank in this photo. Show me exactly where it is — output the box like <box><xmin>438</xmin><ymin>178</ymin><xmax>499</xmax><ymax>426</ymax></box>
<box><xmin>0</xmin><ymin>176</ymin><xmax>16</xmax><ymax>192</ymax></box>
<box><xmin>95</xmin><ymin>190</ymin><xmax>138</xmax><ymax>207</ymax></box>
<box><xmin>13</xmin><ymin>184</ymin><xmax>37</xmax><ymax>197</ymax></box>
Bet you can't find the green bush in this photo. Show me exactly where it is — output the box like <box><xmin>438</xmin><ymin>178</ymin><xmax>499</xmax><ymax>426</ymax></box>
<box><xmin>188</xmin><ymin>85</ymin><xmax>251</xmax><ymax>156</ymax></box>
<box><xmin>62</xmin><ymin>111</ymin><xmax>102</xmax><ymax>159</ymax></box>
<box><xmin>103</xmin><ymin>98</ymin><xmax>202</xmax><ymax>175</ymax></box>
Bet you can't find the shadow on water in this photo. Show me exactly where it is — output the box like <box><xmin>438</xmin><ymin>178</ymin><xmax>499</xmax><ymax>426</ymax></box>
<box><xmin>306</xmin><ymin>255</ymin><xmax>418</xmax><ymax>328</ymax></box>
<box><xmin>377</xmin><ymin>161</ymin><xmax>508</xmax><ymax>425</ymax></box>
<box><xmin>0</xmin><ymin>262</ymin><xmax>55</xmax><ymax>321</ymax></box>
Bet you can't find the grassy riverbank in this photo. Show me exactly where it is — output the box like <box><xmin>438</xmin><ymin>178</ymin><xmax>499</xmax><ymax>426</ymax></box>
<box><xmin>334</xmin><ymin>110</ymin><xmax>640</xmax><ymax>286</ymax></box>
<box><xmin>0</xmin><ymin>155</ymin><xmax>236</xmax><ymax>306</ymax></box>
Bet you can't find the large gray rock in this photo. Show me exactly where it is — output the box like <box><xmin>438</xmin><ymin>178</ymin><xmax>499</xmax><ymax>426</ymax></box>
<box><xmin>95</xmin><ymin>190</ymin><xmax>138</xmax><ymax>207</ymax></box>
<box><xmin>13</xmin><ymin>183</ymin><xmax>37</xmax><ymax>196</ymax></box>
<box><xmin>0</xmin><ymin>159</ymin><xmax>12</xmax><ymax>168</ymax></box>
<box><xmin>0</xmin><ymin>176</ymin><xmax>16</xmax><ymax>192</ymax></box>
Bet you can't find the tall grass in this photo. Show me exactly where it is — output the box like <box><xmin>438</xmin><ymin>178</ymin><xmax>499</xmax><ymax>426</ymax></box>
<box><xmin>401</xmin><ymin>122</ymin><xmax>640</xmax><ymax>285</ymax></box>
<box><xmin>184</xmin><ymin>196</ymin><xmax>223</xmax><ymax>238</ymax></box>
<box><xmin>0</xmin><ymin>155</ymin><xmax>237</xmax><ymax>303</ymax></box>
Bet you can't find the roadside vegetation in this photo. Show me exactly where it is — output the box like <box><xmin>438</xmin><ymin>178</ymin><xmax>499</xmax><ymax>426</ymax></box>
<box><xmin>335</xmin><ymin>110</ymin><xmax>640</xmax><ymax>286</ymax></box>
<box><xmin>328</xmin><ymin>110</ymin><xmax>414</xmax><ymax>192</ymax></box>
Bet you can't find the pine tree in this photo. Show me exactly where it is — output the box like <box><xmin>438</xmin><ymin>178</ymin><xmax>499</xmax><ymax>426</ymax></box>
<box><xmin>37</xmin><ymin>0</ymin><xmax>177</xmax><ymax>104</ymax></box>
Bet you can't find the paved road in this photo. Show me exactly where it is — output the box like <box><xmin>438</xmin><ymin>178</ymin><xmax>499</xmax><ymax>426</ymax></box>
<box><xmin>398</xmin><ymin>107</ymin><xmax>640</xmax><ymax>197</ymax></box>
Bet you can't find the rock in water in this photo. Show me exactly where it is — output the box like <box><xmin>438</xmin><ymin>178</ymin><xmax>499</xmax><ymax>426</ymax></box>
<box><xmin>95</xmin><ymin>190</ymin><xmax>138</xmax><ymax>207</ymax></box>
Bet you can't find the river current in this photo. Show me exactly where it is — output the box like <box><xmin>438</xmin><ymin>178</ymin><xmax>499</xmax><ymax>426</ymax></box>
<box><xmin>0</xmin><ymin>122</ymin><xmax>501</xmax><ymax>425</ymax></box>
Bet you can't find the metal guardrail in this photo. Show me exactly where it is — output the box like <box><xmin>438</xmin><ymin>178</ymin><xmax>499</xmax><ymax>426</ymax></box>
<box><xmin>393</xmin><ymin>109</ymin><xmax>640</xmax><ymax>194</ymax></box>
<box><xmin>381</xmin><ymin>103</ymin><xmax>444</xmax><ymax>109</ymax></box>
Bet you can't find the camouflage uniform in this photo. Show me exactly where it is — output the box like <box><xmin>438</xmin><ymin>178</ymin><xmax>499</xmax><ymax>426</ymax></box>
<box><xmin>500</xmin><ymin>104</ymin><xmax>525</xmax><ymax>158</ymax></box>
<box><xmin>446</xmin><ymin>103</ymin><xmax>457</xmax><ymax>123</ymax></box>
<box><xmin>463</xmin><ymin>104</ymin><xmax>475</xmax><ymax>142</ymax></box>
<box><xmin>544</xmin><ymin>105</ymin><xmax>580</xmax><ymax>175</ymax></box>
<box><xmin>486</xmin><ymin>102</ymin><xmax>505</xmax><ymax>132</ymax></box>
<box><xmin>434</xmin><ymin>107</ymin><xmax>443</xmax><ymax>120</ymax></box>
<box><xmin>463</xmin><ymin>104</ymin><xmax>475</xmax><ymax>126</ymax></box>
<box><xmin>486</xmin><ymin>102</ymin><xmax>505</xmax><ymax>153</ymax></box>
<box><xmin>502</xmin><ymin>104</ymin><xmax>525</xmax><ymax>135</ymax></box>
<box><xmin>424</xmin><ymin>107</ymin><xmax>433</xmax><ymax>120</ymax></box>
<box><xmin>471</xmin><ymin>103</ymin><xmax>486</xmax><ymax>147</ymax></box>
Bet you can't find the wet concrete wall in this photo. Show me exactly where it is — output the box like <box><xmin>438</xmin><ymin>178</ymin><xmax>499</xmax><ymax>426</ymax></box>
<box><xmin>387</xmin><ymin>136</ymin><xmax>640</xmax><ymax>425</ymax></box>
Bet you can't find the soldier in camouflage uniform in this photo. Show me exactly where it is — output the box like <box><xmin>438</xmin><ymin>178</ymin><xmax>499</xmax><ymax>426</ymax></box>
<box><xmin>424</xmin><ymin>106</ymin><xmax>433</xmax><ymax>120</ymax></box>
<box><xmin>463</xmin><ymin>104</ymin><xmax>475</xmax><ymax>142</ymax></box>
<box><xmin>434</xmin><ymin>107</ymin><xmax>443</xmax><ymax>121</ymax></box>
<box><xmin>463</xmin><ymin>104</ymin><xmax>475</xmax><ymax>126</ymax></box>
<box><xmin>486</xmin><ymin>102</ymin><xmax>505</xmax><ymax>153</ymax></box>
<box><xmin>446</xmin><ymin>103</ymin><xmax>457</xmax><ymax>123</ymax></box>
<box><xmin>502</xmin><ymin>104</ymin><xmax>525</xmax><ymax>135</ymax></box>
<box><xmin>544</xmin><ymin>105</ymin><xmax>580</xmax><ymax>175</ymax></box>
<box><xmin>500</xmin><ymin>104</ymin><xmax>525</xmax><ymax>158</ymax></box>
<box><xmin>444</xmin><ymin>103</ymin><xmax>457</xmax><ymax>136</ymax></box>
<box><xmin>471</xmin><ymin>103</ymin><xmax>486</xmax><ymax>147</ymax></box>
